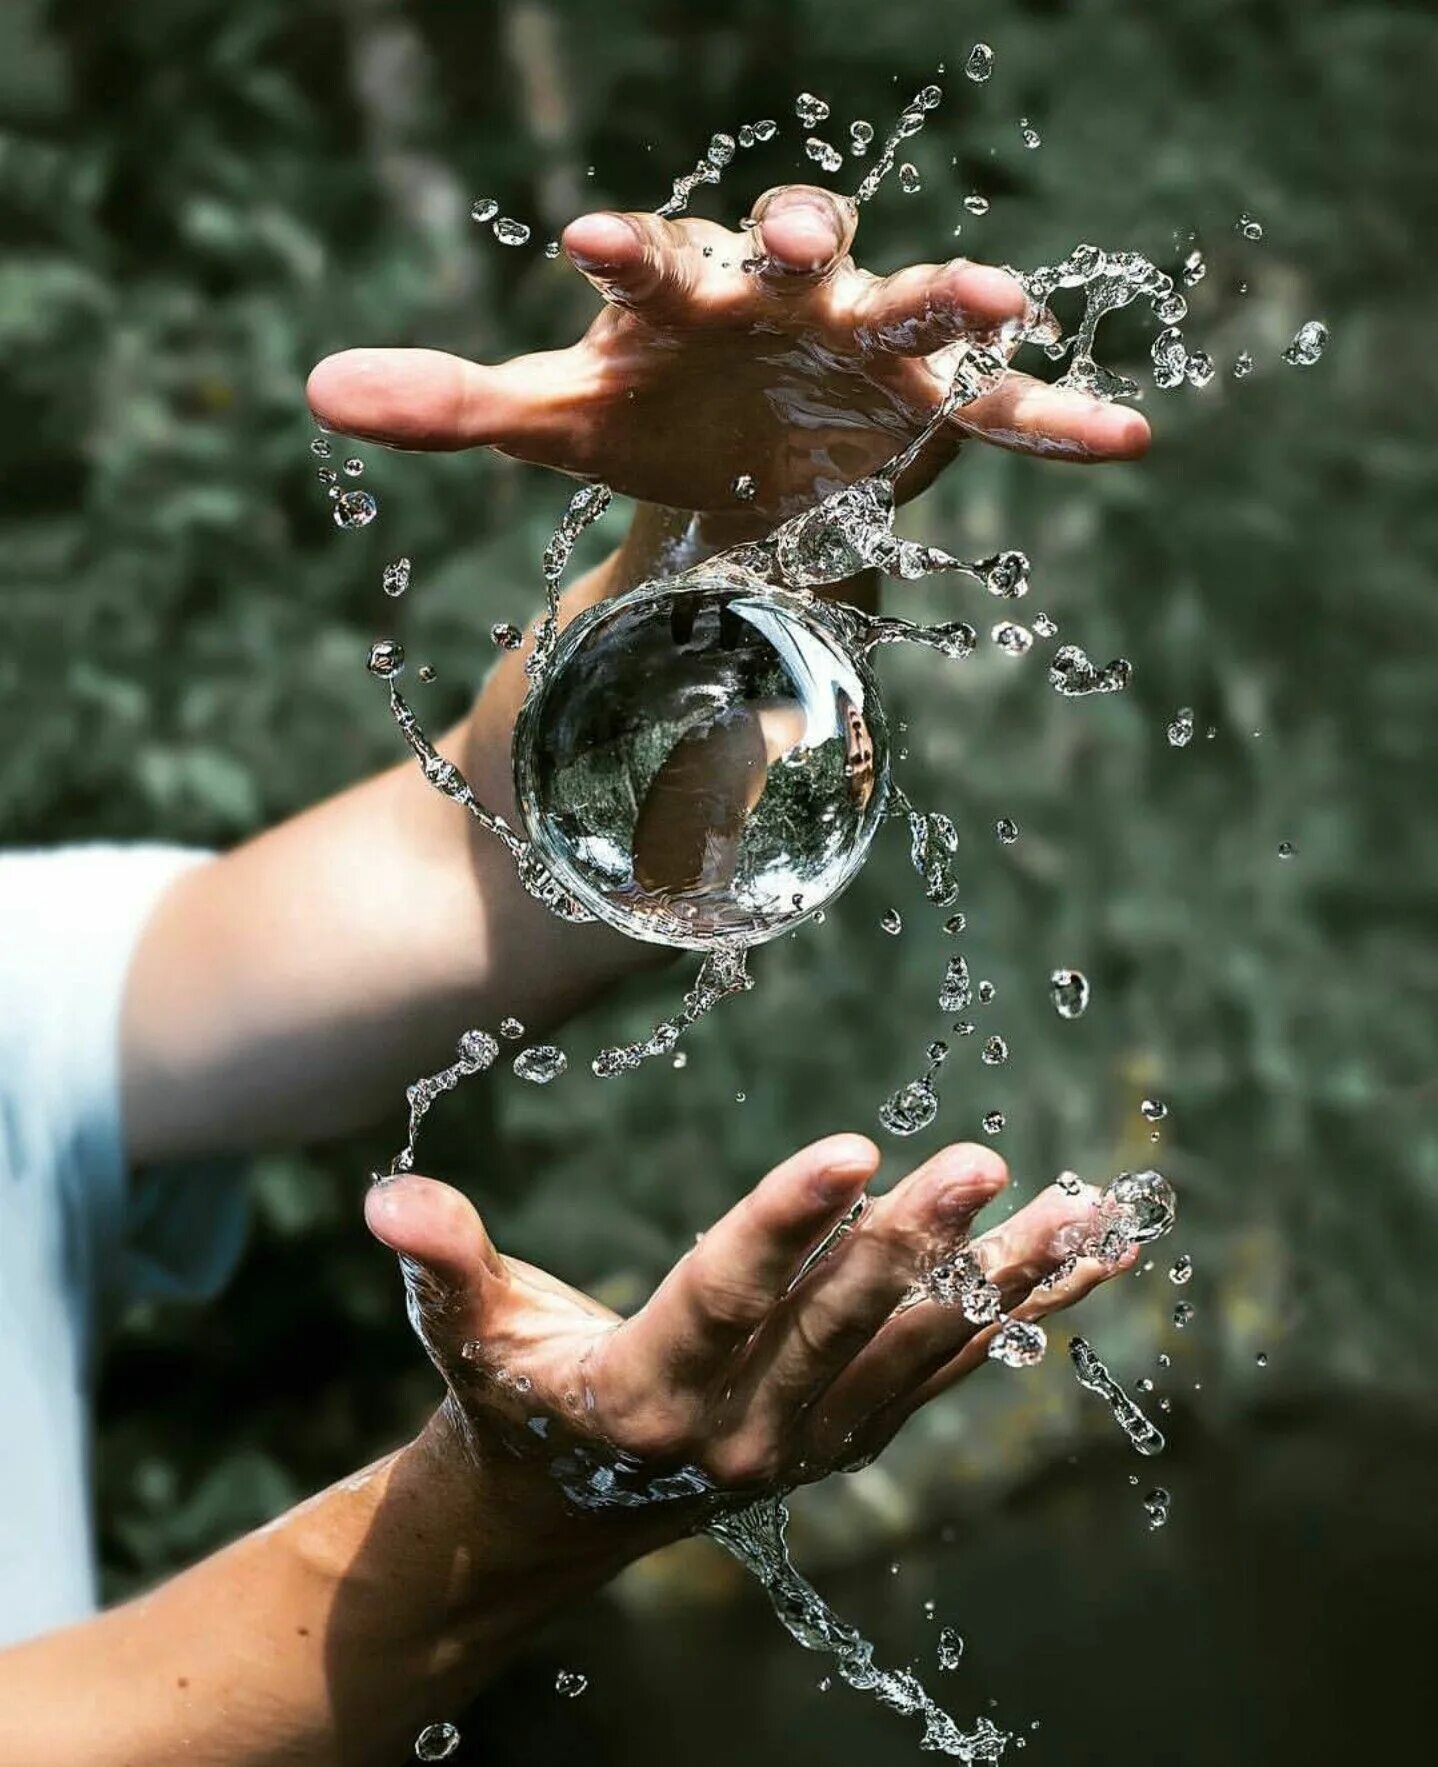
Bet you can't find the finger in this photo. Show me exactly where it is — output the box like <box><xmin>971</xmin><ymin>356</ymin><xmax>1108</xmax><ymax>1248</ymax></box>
<box><xmin>563</xmin><ymin>210</ymin><xmax>700</xmax><ymax>318</ymax></box>
<box><xmin>365</xmin><ymin>1174</ymin><xmax>506</xmax><ymax>1363</ymax></box>
<box><xmin>306</xmin><ymin>346</ymin><xmax>571</xmax><ymax>451</ymax></box>
<box><xmin>954</xmin><ymin>370</ymin><xmax>1151</xmax><ymax>462</ymax></box>
<box><xmin>751</xmin><ymin>184</ymin><xmax>857</xmax><ymax>289</ymax></box>
<box><xmin>729</xmin><ymin>1143</ymin><xmax>1009</xmax><ymax>1435</ymax></box>
<box><xmin>851</xmin><ymin>259</ymin><xmax>1029</xmax><ymax>355</ymax></box>
<box><xmin>626</xmin><ymin>1134</ymin><xmax>881</xmax><ymax>1388</ymax></box>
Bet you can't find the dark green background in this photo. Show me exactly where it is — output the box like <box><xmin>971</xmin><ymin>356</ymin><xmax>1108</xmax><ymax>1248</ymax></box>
<box><xmin>3</xmin><ymin>0</ymin><xmax>1435</xmax><ymax>1760</ymax></box>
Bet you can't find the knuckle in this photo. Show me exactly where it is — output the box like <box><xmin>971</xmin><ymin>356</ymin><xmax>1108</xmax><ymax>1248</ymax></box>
<box><xmin>706</xmin><ymin>1434</ymin><xmax>784</xmax><ymax>1492</ymax></box>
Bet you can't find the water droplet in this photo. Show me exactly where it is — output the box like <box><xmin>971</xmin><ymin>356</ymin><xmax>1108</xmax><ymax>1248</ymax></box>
<box><xmin>938</xmin><ymin>955</ymin><xmax>971</xmax><ymax>1013</ymax></box>
<box><xmin>937</xmin><ymin>1626</ymin><xmax>965</xmax><ymax>1670</ymax></box>
<box><xmin>450</xmin><ymin>1030</ymin><xmax>497</xmax><ymax>1075</ymax></box>
<box><xmin>1233</xmin><ymin>350</ymin><xmax>1254</xmax><ymax>379</ymax></box>
<box><xmin>1255</xmin><ymin>1351</ymin><xmax>1269</xmax><ymax>1368</ymax></box>
<box><xmin>880</xmin><ymin>1078</ymin><xmax>939</xmax><ymax>1137</ymax></box>
<box><xmin>382</xmin><ymin>557</ymin><xmax>411</xmax><ymax>598</ymax></box>
<box><xmin>1236</xmin><ymin>212</ymin><xmax>1263</xmax><ymax>240</ymax></box>
<box><xmin>1282</xmin><ymin>319</ymin><xmax>1328</xmax><ymax>367</ymax></box>
<box><xmin>493</xmin><ymin>216</ymin><xmax>531</xmax><ymax>247</ymax></box>
<box><xmin>918</xmin><ymin>84</ymin><xmax>943</xmax><ymax>110</ymax></box>
<box><xmin>555</xmin><ymin>1669</ymin><xmax>588</xmax><ymax>1698</ymax></box>
<box><xmin>418</xmin><ymin>664</ymin><xmax>436</xmax><ymax>683</ymax></box>
<box><xmin>988</xmin><ymin>1317</ymin><xmax>1045</xmax><ymax>1365</ymax></box>
<box><xmin>491</xmin><ymin>622</ymin><xmax>524</xmax><ymax>651</ymax></box>
<box><xmin>995</xmin><ymin>817</ymin><xmax>1019</xmax><ymax>845</ymax></box>
<box><xmin>1143</xmin><ymin>1487</ymin><xmax>1171</xmax><ymax>1531</ymax></box>
<box><xmin>1104</xmin><ymin>1170</ymin><xmax>1177</xmax><ymax>1244</ymax></box>
<box><xmin>1167</xmin><ymin>706</ymin><xmax>1196</xmax><ymax>747</ymax></box>
<box><xmin>965</xmin><ymin>43</ymin><xmax>994</xmax><ymax>82</ymax></box>
<box><xmin>926</xmin><ymin>1039</ymin><xmax>948</xmax><ymax>1065</ymax></box>
<box><xmin>499</xmin><ymin>1017</ymin><xmax>524</xmax><ymax>1039</ymax></box>
<box><xmin>1173</xmin><ymin>1301</ymin><xmax>1196</xmax><ymax>1328</ymax></box>
<box><xmin>415</xmin><ymin>1723</ymin><xmax>461</xmax><ymax>1761</ymax></box>
<box><xmin>963</xmin><ymin>193</ymin><xmax>990</xmax><ymax>216</ymax></box>
<box><xmin>317</xmin><ymin>466</ymin><xmax>338</xmax><ymax>486</ymax></box>
<box><xmin>943</xmin><ymin>912</ymin><xmax>966</xmax><ymax>934</ymax></box>
<box><xmin>1019</xmin><ymin>118</ymin><xmax>1041</xmax><ymax>150</ymax></box>
<box><xmin>1136</xmin><ymin>1377</ymin><xmax>1154</xmax><ymax>1394</ymax></box>
<box><xmin>1049</xmin><ymin>968</ymin><xmax>1089</xmax><ymax>1019</ymax></box>
<box><xmin>1141</xmin><ymin>1097</ymin><xmax>1168</xmax><ymax>1123</ymax></box>
<box><xmin>753</xmin><ymin>118</ymin><xmax>778</xmax><ymax>142</ymax></box>
<box><xmin>805</xmin><ymin>137</ymin><xmax>844</xmax><ymax>173</ymax></box>
<box><xmin>1185</xmin><ymin>349</ymin><xmax>1215</xmax><ymax>388</ymax></box>
<box><xmin>1277</xmin><ymin>840</ymin><xmax>1296</xmax><ymax>860</ymax></box>
<box><xmin>982</xmin><ymin>1109</ymin><xmax>1006</xmax><ymax>1136</ymax></box>
<box><xmin>1032</xmin><ymin>612</ymin><xmax>1058</xmax><ymax>637</ymax></box>
<box><xmin>1057</xmin><ymin>1172</ymin><xmax>1084</xmax><ymax>1197</ymax></box>
<box><xmin>343</xmin><ymin>456</ymin><xmax>364</xmax><ymax>477</ymax></box>
<box><xmin>707</xmin><ymin>132</ymin><xmax>736</xmax><ymax>167</ymax></box>
<box><xmin>310</xmin><ymin>436</ymin><xmax>332</xmax><ymax>458</ymax></box>
<box><xmin>977</xmin><ymin>979</ymin><xmax>996</xmax><ymax>1005</ymax></box>
<box><xmin>334</xmin><ymin>489</ymin><xmax>378</xmax><ymax>530</ymax></box>
<box><xmin>1181</xmin><ymin>248</ymin><xmax>1206</xmax><ymax>288</ymax></box>
<box><xmin>981</xmin><ymin>1035</ymin><xmax>1008</xmax><ymax>1066</ymax></box>
<box><xmin>367</xmin><ymin>639</ymin><xmax>404</xmax><ymax>679</ymax></box>
<box><xmin>471</xmin><ymin>198</ymin><xmax>499</xmax><ymax>224</ymax></box>
<box><xmin>899</xmin><ymin>162</ymin><xmax>922</xmax><ymax>194</ymax></box>
<box><xmin>1151</xmin><ymin>327</ymin><xmax>1188</xmax><ymax>390</ymax></box>
<box><xmin>795</xmin><ymin>91</ymin><xmax>830</xmax><ymax>128</ymax></box>
<box><xmin>733</xmin><ymin>473</ymin><xmax>757</xmax><ymax>502</ymax></box>
<box><xmin>1168</xmin><ymin>1253</ymin><xmax>1193</xmax><ymax>1286</ymax></box>
<box><xmin>880</xmin><ymin>908</ymin><xmax>903</xmax><ymax>935</ymax></box>
<box><xmin>514</xmin><ymin>1044</ymin><xmax>567</xmax><ymax>1084</ymax></box>
<box><xmin>735</xmin><ymin>1091</ymin><xmax>747</xmax><ymax>1103</ymax></box>
<box><xmin>1048</xmin><ymin>645</ymin><xmax>1131</xmax><ymax>697</ymax></box>
<box><xmin>992</xmin><ymin>620</ymin><xmax>1033</xmax><ymax>656</ymax></box>
<box><xmin>850</xmin><ymin>120</ymin><xmax>874</xmax><ymax>156</ymax></box>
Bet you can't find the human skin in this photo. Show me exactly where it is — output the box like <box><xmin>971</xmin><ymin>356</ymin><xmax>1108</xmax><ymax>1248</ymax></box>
<box><xmin>122</xmin><ymin>184</ymin><xmax>1146</xmax><ymax>1166</ymax></box>
<box><xmin>0</xmin><ymin>1138</ymin><xmax>1132</xmax><ymax>1766</ymax></box>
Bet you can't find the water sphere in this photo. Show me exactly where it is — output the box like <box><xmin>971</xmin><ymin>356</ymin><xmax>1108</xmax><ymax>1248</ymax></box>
<box><xmin>512</xmin><ymin>571</ymin><xmax>891</xmax><ymax>949</ymax></box>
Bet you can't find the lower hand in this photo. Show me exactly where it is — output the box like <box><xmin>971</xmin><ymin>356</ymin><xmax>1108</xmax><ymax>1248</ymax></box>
<box><xmin>367</xmin><ymin>1134</ymin><xmax>1135</xmax><ymax>1558</ymax></box>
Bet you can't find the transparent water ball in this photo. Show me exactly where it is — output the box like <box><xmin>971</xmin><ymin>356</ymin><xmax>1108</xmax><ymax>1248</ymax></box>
<box><xmin>512</xmin><ymin>572</ymin><xmax>891</xmax><ymax>949</ymax></box>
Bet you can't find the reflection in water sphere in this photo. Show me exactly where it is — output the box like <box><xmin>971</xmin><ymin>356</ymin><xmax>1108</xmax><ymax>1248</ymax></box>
<box><xmin>513</xmin><ymin>573</ymin><xmax>891</xmax><ymax>948</ymax></box>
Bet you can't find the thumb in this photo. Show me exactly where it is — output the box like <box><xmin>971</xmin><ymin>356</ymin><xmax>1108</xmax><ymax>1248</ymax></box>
<box><xmin>365</xmin><ymin>1174</ymin><xmax>506</xmax><ymax>1366</ymax></box>
<box><xmin>306</xmin><ymin>346</ymin><xmax>563</xmax><ymax>452</ymax></box>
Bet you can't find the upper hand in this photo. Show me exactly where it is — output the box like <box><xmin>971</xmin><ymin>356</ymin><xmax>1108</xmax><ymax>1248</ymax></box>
<box><xmin>307</xmin><ymin>185</ymin><xmax>1150</xmax><ymax>534</ymax></box>
<box><xmin>367</xmin><ymin>1134</ymin><xmax>1136</xmax><ymax>1542</ymax></box>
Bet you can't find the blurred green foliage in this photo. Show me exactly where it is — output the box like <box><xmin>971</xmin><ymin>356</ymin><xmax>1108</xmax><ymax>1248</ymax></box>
<box><xmin>2</xmin><ymin>0</ymin><xmax>1435</xmax><ymax>1600</ymax></box>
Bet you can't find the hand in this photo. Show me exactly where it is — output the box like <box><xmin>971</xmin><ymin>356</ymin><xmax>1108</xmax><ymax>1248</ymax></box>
<box><xmin>366</xmin><ymin>1134</ymin><xmax>1136</xmax><ymax>1547</ymax></box>
<box><xmin>307</xmin><ymin>185</ymin><xmax>1150</xmax><ymax>537</ymax></box>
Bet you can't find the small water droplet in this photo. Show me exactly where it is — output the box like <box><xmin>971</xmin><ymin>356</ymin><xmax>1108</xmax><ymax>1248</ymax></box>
<box><xmin>1173</xmin><ymin>1301</ymin><xmax>1196</xmax><ymax>1328</ymax></box>
<box><xmin>992</xmin><ymin>620</ymin><xmax>1033</xmax><ymax>656</ymax></box>
<box><xmin>850</xmin><ymin>119</ymin><xmax>874</xmax><ymax>156</ymax></box>
<box><xmin>995</xmin><ymin>817</ymin><xmax>1019</xmax><ymax>845</ymax></box>
<box><xmin>457</xmin><ymin>1029</ymin><xmax>499</xmax><ymax>1071</ymax></box>
<box><xmin>937</xmin><ymin>1625</ymin><xmax>965</xmax><ymax>1669</ymax></box>
<box><xmin>880</xmin><ymin>1078</ymin><xmax>939</xmax><ymax>1137</ymax></box>
<box><xmin>1142</xmin><ymin>1487</ymin><xmax>1171</xmax><ymax>1531</ymax></box>
<box><xmin>367</xmin><ymin>639</ymin><xmax>404</xmax><ymax>679</ymax></box>
<box><xmin>471</xmin><ymin>198</ymin><xmax>499</xmax><ymax>224</ymax></box>
<box><xmin>988</xmin><ymin>1316</ymin><xmax>1045</xmax><ymax>1364</ymax></box>
<box><xmin>795</xmin><ymin>91</ymin><xmax>830</xmax><ymax>128</ymax></box>
<box><xmin>1141</xmin><ymin>1097</ymin><xmax>1168</xmax><ymax>1123</ymax></box>
<box><xmin>343</xmin><ymin>457</ymin><xmax>364</xmax><ymax>478</ymax></box>
<box><xmin>1233</xmin><ymin>350</ymin><xmax>1254</xmax><ymax>379</ymax></box>
<box><xmin>555</xmin><ymin>1670</ymin><xmax>588</xmax><ymax>1698</ymax></box>
<box><xmin>804</xmin><ymin>137</ymin><xmax>844</xmax><ymax>173</ymax></box>
<box><xmin>1181</xmin><ymin>248</ymin><xmax>1206</xmax><ymax>288</ymax></box>
<box><xmin>963</xmin><ymin>192</ymin><xmax>990</xmax><ymax>216</ymax></box>
<box><xmin>1277</xmin><ymin>840</ymin><xmax>1296</xmax><ymax>860</ymax></box>
<box><xmin>514</xmin><ymin>1044</ymin><xmax>567</xmax><ymax>1084</ymax></box>
<box><xmin>982</xmin><ymin>1109</ymin><xmax>1005</xmax><ymax>1136</ymax></box>
<box><xmin>1236</xmin><ymin>212</ymin><xmax>1263</xmax><ymax>240</ymax></box>
<box><xmin>735</xmin><ymin>1090</ymin><xmax>747</xmax><ymax>1104</ymax></box>
<box><xmin>943</xmin><ymin>912</ymin><xmax>967</xmax><ymax>935</ymax></box>
<box><xmin>880</xmin><ymin>908</ymin><xmax>903</xmax><ymax>935</ymax></box>
<box><xmin>382</xmin><ymin>557</ymin><xmax>411</xmax><ymax>598</ymax></box>
<box><xmin>1049</xmin><ymin>968</ymin><xmax>1089</xmax><ymax>1019</ymax></box>
<box><xmin>414</xmin><ymin>1722</ymin><xmax>461</xmax><ymax>1762</ymax></box>
<box><xmin>417</xmin><ymin>664</ymin><xmax>436</xmax><ymax>683</ymax></box>
<box><xmin>707</xmin><ymin>132</ymin><xmax>736</xmax><ymax>167</ymax></box>
<box><xmin>733</xmin><ymin>473</ymin><xmax>757</xmax><ymax>502</ymax></box>
<box><xmin>493</xmin><ymin>216</ymin><xmax>531</xmax><ymax>247</ymax></box>
<box><xmin>1032</xmin><ymin>611</ymin><xmax>1058</xmax><ymax>637</ymax></box>
<box><xmin>1282</xmin><ymin>319</ymin><xmax>1328</xmax><ymax>367</ymax></box>
<box><xmin>491</xmin><ymin>622</ymin><xmax>524</xmax><ymax>651</ymax></box>
<box><xmin>499</xmin><ymin>1017</ymin><xmax>524</xmax><ymax>1039</ymax></box>
<box><xmin>981</xmin><ymin>1035</ymin><xmax>1008</xmax><ymax>1066</ymax></box>
<box><xmin>977</xmin><ymin>980</ymin><xmax>996</xmax><ymax>1005</ymax></box>
<box><xmin>899</xmin><ymin>162</ymin><xmax>922</xmax><ymax>194</ymax></box>
<box><xmin>965</xmin><ymin>43</ymin><xmax>994</xmax><ymax>82</ymax></box>
<box><xmin>1019</xmin><ymin>117</ymin><xmax>1041</xmax><ymax>149</ymax></box>
<box><xmin>1167</xmin><ymin>706</ymin><xmax>1196</xmax><ymax>747</ymax></box>
<box><xmin>754</xmin><ymin>118</ymin><xmax>778</xmax><ymax>142</ymax></box>
<box><xmin>334</xmin><ymin>489</ymin><xmax>378</xmax><ymax>530</ymax></box>
<box><xmin>310</xmin><ymin>436</ymin><xmax>332</xmax><ymax>458</ymax></box>
<box><xmin>1255</xmin><ymin>1351</ymin><xmax>1269</xmax><ymax>1368</ymax></box>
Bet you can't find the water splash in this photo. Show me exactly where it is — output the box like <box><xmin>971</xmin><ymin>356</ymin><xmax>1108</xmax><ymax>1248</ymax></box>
<box><xmin>709</xmin><ymin>1497</ymin><xmax>1008</xmax><ymax>1761</ymax></box>
<box><xmin>591</xmin><ymin>946</ymin><xmax>753</xmax><ymax>1078</ymax></box>
<box><xmin>1069</xmin><ymin>1336</ymin><xmax>1167</xmax><ymax>1456</ymax></box>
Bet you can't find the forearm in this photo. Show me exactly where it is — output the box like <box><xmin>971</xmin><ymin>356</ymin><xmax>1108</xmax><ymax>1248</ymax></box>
<box><xmin>0</xmin><ymin>1413</ymin><xmax>651</xmax><ymax>1767</ymax></box>
<box><xmin>121</xmin><ymin>511</ymin><xmax>688</xmax><ymax>1163</ymax></box>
